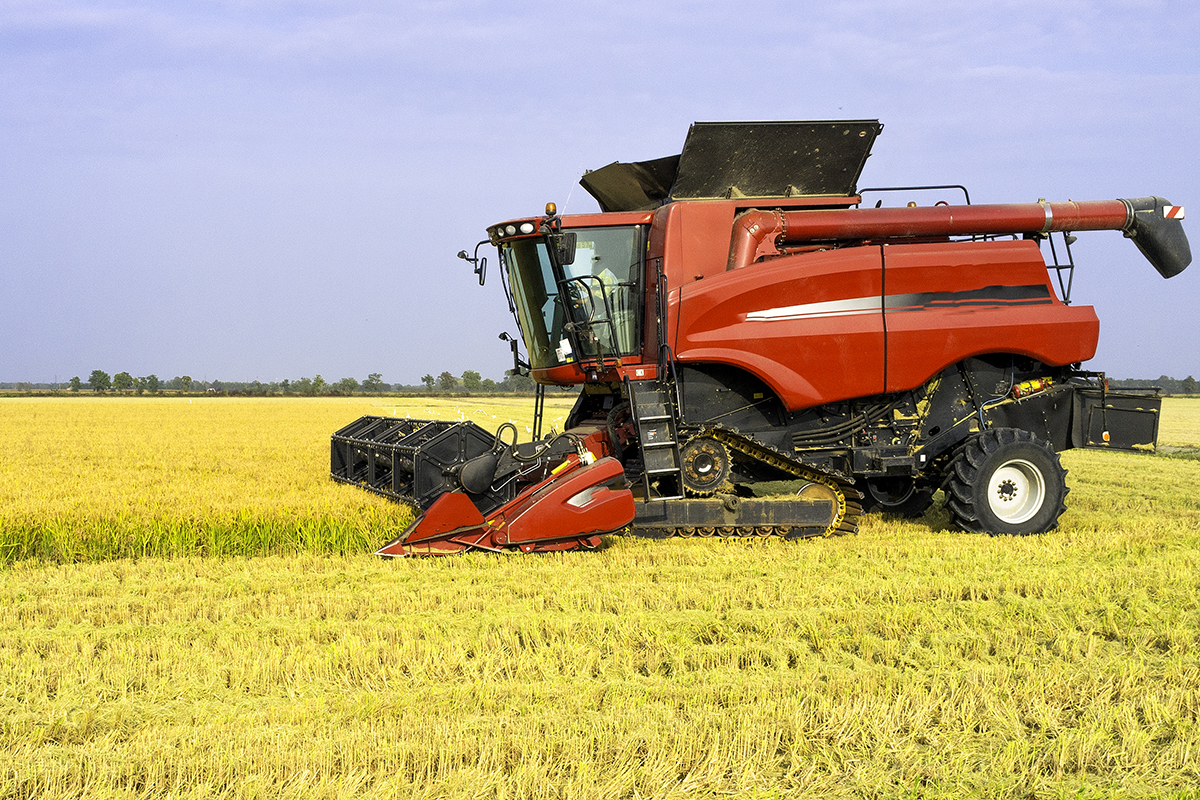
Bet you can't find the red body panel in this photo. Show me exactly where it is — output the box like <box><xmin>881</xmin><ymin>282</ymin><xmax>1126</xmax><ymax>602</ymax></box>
<box><xmin>651</xmin><ymin>196</ymin><xmax>861</xmax><ymax>283</ymax></box>
<box><xmin>673</xmin><ymin>247</ymin><xmax>886</xmax><ymax>409</ymax></box>
<box><xmin>523</xmin><ymin>197</ymin><xmax>1107</xmax><ymax>411</ymax></box>
<box><xmin>559</xmin><ymin>211</ymin><xmax>654</xmax><ymax>228</ymax></box>
<box><xmin>882</xmin><ymin>240</ymin><xmax>1098</xmax><ymax>393</ymax></box>
<box><xmin>658</xmin><ymin>199</ymin><xmax>1100</xmax><ymax>410</ymax></box>
<box><xmin>497</xmin><ymin>456</ymin><xmax>634</xmax><ymax>547</ymax></box>
<box><xmin>532</xmin><ymin>360</ymin><xmax>658</xmax><ymax>387</ymax></box>
<box><xmin>376</xmin><ymin>492</ymin><xmax>490</xmax><ymax>556</ymax></box>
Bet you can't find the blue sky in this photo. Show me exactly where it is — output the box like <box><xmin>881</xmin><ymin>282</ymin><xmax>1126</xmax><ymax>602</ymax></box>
<box><xmin>2</xmin><ymin>0</ymin><xmax>1198</xmax><ymax>384</ymax></box>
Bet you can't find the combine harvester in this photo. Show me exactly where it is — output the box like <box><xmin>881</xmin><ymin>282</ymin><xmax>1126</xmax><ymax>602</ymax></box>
<box><xmin>331</xmin><ymin>120</ymin><xmax>1190</xmax><ymax>555</ymax></box>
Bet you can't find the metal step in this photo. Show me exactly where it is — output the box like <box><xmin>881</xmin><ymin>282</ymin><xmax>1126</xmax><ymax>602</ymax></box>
<box><xmin>626</xmin><ymin>378</ymin><xmax>684</xmax><ymax>499</ymax></box>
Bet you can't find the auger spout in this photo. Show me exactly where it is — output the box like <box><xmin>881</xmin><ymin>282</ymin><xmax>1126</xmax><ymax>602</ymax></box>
<box><xmin>1121</xmin><ymin>196</ymin><xmax>1190</xmax><ymax>278</ymax></box>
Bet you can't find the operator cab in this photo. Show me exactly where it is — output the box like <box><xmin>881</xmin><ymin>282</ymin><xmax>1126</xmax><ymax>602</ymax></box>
<box><xmin>490</xmin><ymin>207</ymin><xmax>651</xmax><ymax>381</ymax></box>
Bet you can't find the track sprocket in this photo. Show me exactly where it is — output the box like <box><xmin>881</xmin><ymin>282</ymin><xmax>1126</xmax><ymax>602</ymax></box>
<box><xmin>707</xmin><ymin>427</ymin><xmax>863</xmax><ymax>536</ymax></box>
<box><xmin>679</xmin><ymin>435</ymin><xmax>731</xmax><ymax>496</ymax></box>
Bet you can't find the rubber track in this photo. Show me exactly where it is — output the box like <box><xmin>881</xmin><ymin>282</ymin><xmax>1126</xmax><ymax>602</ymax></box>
<box><xmin>704</xmin><ymin>426</ymin><xmax>863</xmax><ymax>537</ymax></box>
<box><xmin>634</xmin><ymin>525</ymin><xmax>831</xmax><ymax>541</ymax></box>
<box><xmin>628</xmin><ymin>422</ymin><xmax>864</xmax><ymax>542</ymax></box>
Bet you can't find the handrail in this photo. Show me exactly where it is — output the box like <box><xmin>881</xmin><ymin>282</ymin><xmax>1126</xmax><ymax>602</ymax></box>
<box><xmin>858</xmin><ymin>184</ymin><xmax>972</xmax><ymax>206</ymax></box>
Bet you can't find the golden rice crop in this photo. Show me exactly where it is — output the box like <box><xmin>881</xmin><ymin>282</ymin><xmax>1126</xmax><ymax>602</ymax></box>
<box><xmin>1159</xmin><ymin>395</ymin><xmax>1200</xmax><ymax>447</ymax></box>
<box><xmin>0</xmin><ymin>395</ymin><xmax>574</xmax><ymax>563</ymax></box>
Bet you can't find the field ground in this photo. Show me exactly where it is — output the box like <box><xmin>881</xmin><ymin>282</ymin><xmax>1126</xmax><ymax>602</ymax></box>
<box><xmin>2</xmin><ymin>396</ymin><xmax>1200</xmax><ymax>798</ymax></box>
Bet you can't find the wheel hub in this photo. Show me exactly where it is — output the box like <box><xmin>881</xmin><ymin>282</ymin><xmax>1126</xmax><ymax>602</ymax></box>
<box><xmin>987</xmin><ymin>458</ymin><xmax>1046</xmax><ymax>525</ymax></box>
<box><xmin>680</xmin><ymin>436</ymin><xmax>730</xmax><ymax>495</ymax></box>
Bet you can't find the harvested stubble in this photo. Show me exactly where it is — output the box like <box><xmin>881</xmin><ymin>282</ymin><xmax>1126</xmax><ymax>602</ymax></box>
<box><xmin>2</xmin><ymin>396</ymin><xmax>1199</xmax><ymax>798</ymax></box>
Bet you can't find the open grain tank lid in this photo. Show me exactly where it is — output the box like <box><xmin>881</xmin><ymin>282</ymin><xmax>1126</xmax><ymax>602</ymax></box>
<box><xmin>579</xmin><ymin>120</ymin><xmax>883</xmax><ymax>212</ymax></box>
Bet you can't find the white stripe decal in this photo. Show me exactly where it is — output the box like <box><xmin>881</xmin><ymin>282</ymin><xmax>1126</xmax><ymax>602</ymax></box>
<box><xmin>747</xmin><ymin>284</ymin><xmax>1052</xmax><ymax>322</ymax></box>
<box><xmin>746</xmin><ymin>296</ymin><xmax>881</xmax><ymax>322</ymax></box>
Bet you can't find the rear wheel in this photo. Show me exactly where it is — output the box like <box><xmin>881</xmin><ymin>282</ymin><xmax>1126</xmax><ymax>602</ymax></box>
<box><xmin>945</xmin><ymin>428</ymin><xmax>1068</xmax><ymax>534</ymax></box>
<box><xmin>858</xmin><ymin>476</ymin><xmax>935</xmax><ymax>518</ymax></box>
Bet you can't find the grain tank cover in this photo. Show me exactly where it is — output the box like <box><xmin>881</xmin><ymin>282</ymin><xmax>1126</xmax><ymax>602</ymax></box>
<box><xmin>671</xmin><ymin>120</ymin><xmax>882</xmax><ymax>200</ymax></box>
<box><xmin>577</xmin><ymin>154</ymin><xmax>680</xmax><ymax>213</ymax></box>
<box><xmin>579</xmin><ymin>120</ymin><xmax>882</xmax><ymax>212</ymax></box>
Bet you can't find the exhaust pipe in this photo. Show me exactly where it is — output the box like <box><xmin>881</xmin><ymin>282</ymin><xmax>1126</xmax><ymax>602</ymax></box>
<box><xmin>728</xmin><ymin>197</ymin><xmax>1190</xmax><ymax>278</ymax></box>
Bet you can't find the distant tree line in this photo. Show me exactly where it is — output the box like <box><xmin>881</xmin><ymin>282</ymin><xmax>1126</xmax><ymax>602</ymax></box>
<box><xmin>14</xmin><ymin>371</ymin><xmax>1194</xmax><ymax>396</ymax></box>
<box><xmin>1109</xmin><ymin>375</ymin><xmax>1198</xmax><ymax>395</ymax></box>
<box><xmin>419</xmin><ymin>370</ymin><xmax>539</xmax><ymax>394</ymax></box>
<box><xmin>4</xmin><ymin>369</ymin><xmax>542</xmax><ymax>395</ymax></box>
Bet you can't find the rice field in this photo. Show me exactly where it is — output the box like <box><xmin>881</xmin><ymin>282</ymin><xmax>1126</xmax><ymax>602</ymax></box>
<box><xmin>0</xmin><ymin>395</ymin><xmax>575</xmax><ymax>564</ymax></box>
<box><xmin>3</xmin><ymin>396</ymin><xmax>1200</xmax><ymax>798</ymax></box>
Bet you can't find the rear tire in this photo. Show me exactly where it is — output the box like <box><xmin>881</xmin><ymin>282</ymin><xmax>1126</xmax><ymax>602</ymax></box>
<box><xmin>945</xmin><ymin>428</ymin><xmax>1068</xmax><ymax>535</ymax></box>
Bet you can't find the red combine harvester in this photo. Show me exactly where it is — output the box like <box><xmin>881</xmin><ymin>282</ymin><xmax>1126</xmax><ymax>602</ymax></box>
<box><xmin>331</xmin><ymin>121</ymin><xmax>1190</xmax><ymax>556</ymax></box>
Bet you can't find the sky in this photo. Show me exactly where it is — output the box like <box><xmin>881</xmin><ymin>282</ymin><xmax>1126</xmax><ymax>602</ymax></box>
<box><xmin>2</xmin><ymin>0</ymin><xmax>1198</xmax><ymax>385</ymax></box>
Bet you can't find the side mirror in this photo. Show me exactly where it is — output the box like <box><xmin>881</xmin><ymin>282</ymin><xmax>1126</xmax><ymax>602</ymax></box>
<box><xmin>552</xmin><ymin>232</ymin><xmax>577</xmax><ymax>266</ymax></box>
<box><xmin>457</xmin><ymin>242</ymin><xmax>489</xmax><ymax>285</ymax></box>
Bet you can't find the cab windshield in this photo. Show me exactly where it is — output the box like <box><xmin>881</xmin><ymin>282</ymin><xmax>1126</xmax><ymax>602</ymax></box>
<box><xmin>501</xmin><ymin>225</ymin><xmax>644</xmax><ymax>370</ymax></box>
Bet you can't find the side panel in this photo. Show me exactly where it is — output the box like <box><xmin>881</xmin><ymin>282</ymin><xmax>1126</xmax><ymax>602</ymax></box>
<box><xmin>675</xmin><ymin>202</ymin><xmax>740</xmax><ymax>281</ymax></box>
<box><xmin>883</xmin><ymin>240</ymin><xmax>1100</xmax><ymax>393</ymax></box>
<box><xmin>674</xmin><ymin>247</ymin><xmax>885</xmax><ymax>410</ymax></box>
<box><xmin>1072</xmin><ymin>389</ymin><xmax>1161</xmax><ymax>451</ymax></box>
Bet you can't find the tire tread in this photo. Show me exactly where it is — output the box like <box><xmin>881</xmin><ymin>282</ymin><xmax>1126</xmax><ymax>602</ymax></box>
<box><xmin>944</xmin><ymin>428</ymin><xmax>1068</xmax><ymax>535</ymax></box>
